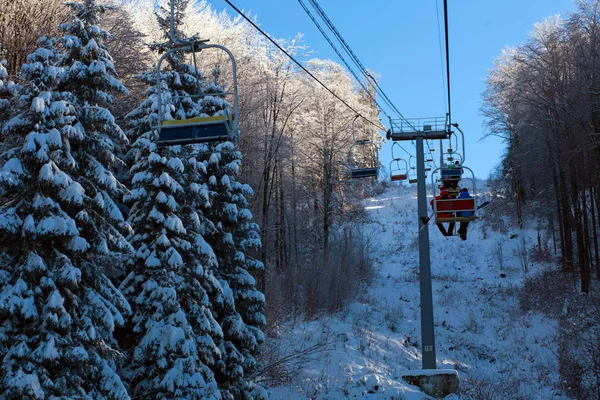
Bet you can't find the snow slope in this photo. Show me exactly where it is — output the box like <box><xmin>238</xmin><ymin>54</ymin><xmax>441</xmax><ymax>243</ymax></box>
<box><xmin>267</xmin><ymin>185</ymin><xmax>567</xmax><ymax>399</ymax></box>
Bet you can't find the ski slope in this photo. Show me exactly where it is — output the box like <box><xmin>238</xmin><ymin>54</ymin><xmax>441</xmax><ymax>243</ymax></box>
<box><xmin>267</xmin><ymin>185</ymin><xmax>567</xmax><ymax>399</ymax></box>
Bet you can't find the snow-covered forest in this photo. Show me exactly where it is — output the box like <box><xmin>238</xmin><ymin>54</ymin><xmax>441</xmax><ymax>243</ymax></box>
<box><xmin>0</xmin><ymin>0</ymin><xmax>599</xmax><ymax>399</ymax></box>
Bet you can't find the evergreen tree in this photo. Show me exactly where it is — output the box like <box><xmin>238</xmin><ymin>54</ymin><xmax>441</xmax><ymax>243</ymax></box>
<box><xmin>57</xmin><ymin>0</ymin><xmax>133</xmax><ymax>278</ymax></box>
<box><xmin>0</xmin><ymin>32</ymin><xmax>130</xmax><ymax>399</ymax></box>
<box><xmin>120</xmin><ymin>1</ymin><xmax>225</xmax><ymax>397</ymax></box>
<box><xmin>121</xmin><ymin>1</ymin><xmax>266</xmax><ymax>398</ymax></box>
<box><xmin>201</xmin><ymin>142</ymin><xmax>267</xmax><ymax>399</ymax></box>
<box><xmin>119</xmin><ymin>68</ymin><xmax>225</xmax><ymax>400</ymax></box>
<box><xmin>0</xmin><ymin>52</ymin><xmax>16</xmax><ymax>132</ymax></box>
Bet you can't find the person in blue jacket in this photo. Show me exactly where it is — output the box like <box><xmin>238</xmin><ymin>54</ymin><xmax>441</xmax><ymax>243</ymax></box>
<box><xmin>456</xmin><ymin>187</ymin><xmax>474</xmax><ymax>240</ymax></box>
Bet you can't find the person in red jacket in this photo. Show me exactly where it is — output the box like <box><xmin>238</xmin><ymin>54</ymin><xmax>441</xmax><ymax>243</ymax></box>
<box><xmin>428</xmin><ymin>186</ymin><xmax>455</xmax><ymax>236</ymax></box>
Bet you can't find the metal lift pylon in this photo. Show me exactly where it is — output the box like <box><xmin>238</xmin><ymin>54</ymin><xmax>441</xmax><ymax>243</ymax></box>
<box><xmin>387</xmin><ymin>116</ymin><xmax>450</xmax><ymax>370</ymax></box>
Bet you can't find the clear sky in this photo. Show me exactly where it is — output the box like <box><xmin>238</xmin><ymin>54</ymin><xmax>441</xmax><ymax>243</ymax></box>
<box><xmin>215</xmin><ymin>0</ymin><xmax>576</xmax><ymax>179</ymax></box>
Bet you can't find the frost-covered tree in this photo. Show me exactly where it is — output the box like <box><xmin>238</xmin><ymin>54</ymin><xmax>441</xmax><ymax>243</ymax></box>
<box><xmin>0</xmin><ymin>33</ymin><xmax>130</xmax><ymax>399</ymax></box>
<box><xmin>119</xmin><ymin>71</ymin><xmax>225</xmax><ymax>400</ymax></box>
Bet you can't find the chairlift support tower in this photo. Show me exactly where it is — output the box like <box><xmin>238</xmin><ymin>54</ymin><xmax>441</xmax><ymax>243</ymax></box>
<box><xmin>387</xmin><ymin>115</ymin><xmax>451</xmax><ymax>370</ymax></box>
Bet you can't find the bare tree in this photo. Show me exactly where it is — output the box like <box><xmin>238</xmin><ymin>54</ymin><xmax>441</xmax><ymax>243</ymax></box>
<box><xmin>0</xmin><ymin>0</ymin><xmax>69</xmax><ymax>77</ymax></box>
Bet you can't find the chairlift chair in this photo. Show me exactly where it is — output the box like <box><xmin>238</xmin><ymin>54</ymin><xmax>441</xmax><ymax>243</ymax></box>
<box><xmin>154</xmin><ymin>36</ymin><xmax>239</xmax><ymax>147</ymax></box>
<box><xmin>405</xmin><ymin>156</ymin><xmax>418</xmax><ymax>183</ymax></box>
<box><xmin>431</xmin><ymin>165</ymin><xmax>478</xmax><ymax>224</ymax></box>
<box><xmin>407</xmin><ymin>164</ymin><xmax>418</xmax><ymax>184</ymax></box>
<box><xmin>425</xmin><ymin>149</ymin><xmax>434</xmax><ymax>163</ymax></box>
<box><xmin>348</xmin><ymin>139</ymin><xmax>379</xmax><ymax>179</ymax></box>
<box><xmin>390</xmin><ymin>158</ymin><xmax>408</xmax><ymax>182</ymax></box>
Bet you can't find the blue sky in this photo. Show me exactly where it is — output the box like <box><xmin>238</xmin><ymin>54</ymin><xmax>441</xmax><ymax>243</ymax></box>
<box><xmin>217</xmin><ymin>0</ymin><xmax>576</xmax><ymax>179</ymax></box>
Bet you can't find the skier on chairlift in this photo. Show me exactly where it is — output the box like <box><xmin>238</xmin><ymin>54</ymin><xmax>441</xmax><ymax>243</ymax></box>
<box><xmin>456</xmin><ymin>187</ymin><xmax>473</xmax><ymax>240</ymax></box>
<box><xmin>429</xmin><ymin>186</ymin><xmax>455</xmax><ymax>236</ymax></box>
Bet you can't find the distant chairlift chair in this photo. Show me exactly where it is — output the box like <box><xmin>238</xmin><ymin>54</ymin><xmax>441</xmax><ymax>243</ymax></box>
<box><xmin>390</xmin><ymin>158</ymin><xmax>408</xmax><ymax>182</ymax></box>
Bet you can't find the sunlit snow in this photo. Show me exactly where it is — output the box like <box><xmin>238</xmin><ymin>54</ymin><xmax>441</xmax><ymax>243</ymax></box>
<box><xmin>268</xmin><ymin>184</ymin><xmax>563</xmax><ymax>399</ymax></box>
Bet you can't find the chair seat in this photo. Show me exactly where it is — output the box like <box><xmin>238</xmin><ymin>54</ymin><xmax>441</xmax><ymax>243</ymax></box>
<box><xmin>158</xmin><ymin>115</ymin><xmax>231</xmax><ymax>146</ymax></box>
<box><xmin>434</xmin><ymin>198</ymin><xmax>476</xmax><ymax>222</ymax></box>
<box><xmin>351</xmin><ymin>168</ymin><xmax>378</xmax><ymax>178</ymax></box>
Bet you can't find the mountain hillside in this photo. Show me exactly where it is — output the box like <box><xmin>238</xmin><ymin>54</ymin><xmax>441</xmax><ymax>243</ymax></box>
<box><xmin>265</xmin><ymin>184</ymin><xmax>567</xmax><ymax>399</ymax></box>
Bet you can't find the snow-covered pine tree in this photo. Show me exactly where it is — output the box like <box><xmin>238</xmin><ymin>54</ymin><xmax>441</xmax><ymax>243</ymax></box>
<box><xmin>57</xmin><ymin>0</ymin><xmax>133</xmax><ymax>278</ymax></box>
<box><xmin>201</xmin><ymin>141</ymin><xmax>267</xmax><ymax>399</ymax></box>
<box><xmin>159</xmin><ymin>5</ymin><xmax>267</xmax><ymax>396</ymax></box>
<box><xmin>0</xmin><ymin>52</ymin><xmax>16</xmax><ymax>133</ymax></box>
<box><xmin>0</xmin><ymin>35</ymin><xmax>130</xmax><ymax>399</ymax></box>
<box><xmin>119</xmin><ymin>0</ymin><xmax>229</xmax><ymax>398</ymax></box>
<box><xmin>159</xmin><ymin>3</ymin><xmax>267</xmax><ymax>395</ymax></box>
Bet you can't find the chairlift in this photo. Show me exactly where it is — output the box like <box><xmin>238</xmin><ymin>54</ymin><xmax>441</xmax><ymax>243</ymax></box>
<box><xmin>408</xmin><ymin>171</ymin><xmax>418</xmax><ymax>184</ymax></box>
<box><xmin>406</xmin><ymin>157</ymin><xmax>418</xmax><ymax>183</ymax></box>
<box><xmin>439</xmin><ymin>123</ymin><xmax>468</xmax><ymax>196</ymax></box>
<box><xmin>425</xmin><ymin>148</ymin><xmax>434</xmax><ymax>163</ymax></box>
<box><xmin>348</xmin><ymin>118</ymin><xmax>379</xmax><ymax>179</ymax></box>
<box><xmin>154</xmin><ymin>1</ymin><xmax>239</xmax><ymax>147</ymax></box>
<box><xmin>431</xmin><ymin>165</ymin><xmax>478</xmax><ymax>224</ymax></box>
<box><xmin>408</xmin><ymin>155</ymin><xmax>416</xmax><ymax>170</ymax></box>
<box><xmin>348</xmin><ymin>139</ymin><xmax>379</xmax><ymax>178</ymax></box>
<box><xmin>390</xmin><ymin>158</ymin><xmax>408</xmax><ymax>182</ymax></box>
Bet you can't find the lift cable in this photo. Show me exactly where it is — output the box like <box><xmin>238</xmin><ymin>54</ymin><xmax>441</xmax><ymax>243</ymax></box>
<box><xmin>223</xmin><ymin>0</ymin><xmax>386</xmax><ymax>132</ymax></box>
<box><xmin>395</xmin><ymin>141</ymin><xmax>414</xmax><ymax>158</ymax></box>
<box><xmin>435</xmin><ymin>0</ymin><xmax>448</xmax><ymax>113</ymax></box>
<box><xmin>302</xmin><ymin>2</ymin><xmax>400</xmax><ymax>128</ymax></box>
<box><xmin>306</xmin><ymin>0</ymin><xmax>417</xmax><ymax>130</ymax></box>
<box><xmin>443</xmin><ymin>0</ymin><xmax>452</xmax><ymax>127</ymax></box>
<box><xmin>297</xmin><ymin>0</ymin><xmax>389</xmax><ymax>122</ymax></box>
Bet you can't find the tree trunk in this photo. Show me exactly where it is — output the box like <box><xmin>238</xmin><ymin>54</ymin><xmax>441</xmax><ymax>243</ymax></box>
<box><xmin>594</xmin><ymin>186</ymin><xmax>600</xmax><ymax>279</ymax></box>
<box><xmin>559</xmin><ymin>167</ymin><xmax>574</xmax><ymax>273</ymax></box>
<box><xmin>570</xmin><ymin>165</ymin><xmax>589</xmax><ymax>293</ymax></box>
<box><xmin>323</xmin><ymin>147</ymin><xmax>331</xmax><ymax>254</ymax></box>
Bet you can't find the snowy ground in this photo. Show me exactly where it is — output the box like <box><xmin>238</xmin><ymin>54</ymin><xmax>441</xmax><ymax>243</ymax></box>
<box><xmin>266</xmin><ymin>185</ymin><xmax>568</xmax><ymax>399</ymax></box>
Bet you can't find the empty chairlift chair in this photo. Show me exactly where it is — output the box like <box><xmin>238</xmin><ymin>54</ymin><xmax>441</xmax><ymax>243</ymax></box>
<box><xmin>408</xmin><ymin>173</ymin><xmax>418</xmax><ymax>184</ymax></box>
<box><xmin>155</xmin><ymin>39</ymin><xmax>239</xmax><ymax>147</ymax></box>
<box><xmin>349</xmin><ymin>139</ymin><xmax>379</xmax><ymax>179</ymax></box>
<box><xmin>407</xmin><ymin>155</ymin><xmax>418</xmax><ymax>184</ymax></box>
<box><xmin>390</xmin><ymin>158</ymin><xmax>408</xmax><ymax>182</ymax></box>
<box><xmin>158</xmin><ymin>112</ymin><xmax>233</xmax><ymax>146</ymax></box>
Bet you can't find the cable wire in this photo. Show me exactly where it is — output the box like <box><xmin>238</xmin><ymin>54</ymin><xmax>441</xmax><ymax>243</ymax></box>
<box><xmin>435</xmin><ymin>0</ymin><xmax>448</xmax><ymax>113</ymax></box>
<box><xmin>224</xmin><ymin>0</ymin><xmax>386</xmax><ymax>131</ymax></box>
<box><xmin>297</xmin><ymin>0</ymin><xmax>387</xmax><ymax>120</ymax></box>
<box><xmin>444</xmin><ymin>0</ymin><xmax>451</xmax><ymax>127</ymax></box>
<box><xmin>306</xmin><ymin>0</ymin><xmax>416</xmax><ymax>129</ymax></box>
